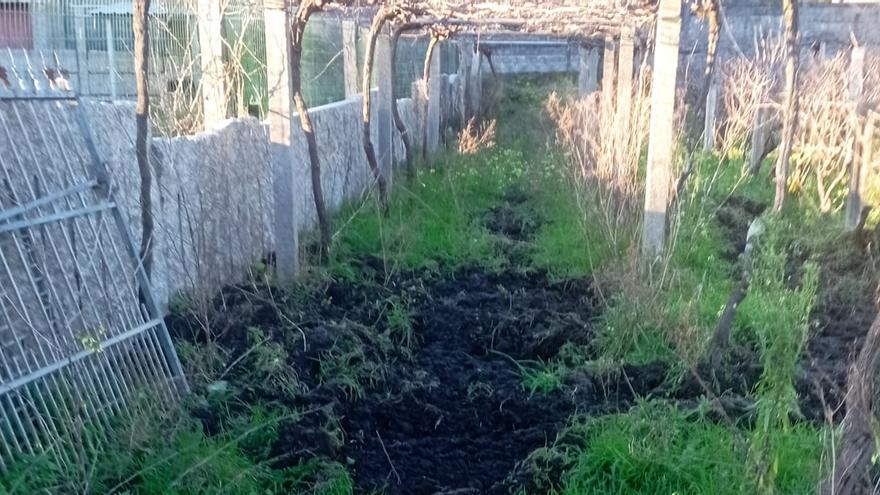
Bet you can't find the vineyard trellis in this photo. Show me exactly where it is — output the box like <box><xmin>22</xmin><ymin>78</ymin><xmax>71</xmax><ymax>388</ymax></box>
<box><xmin>0</xmin><ymin>67</ymin><xmax>186</xmax><ymax>469</ymax></box>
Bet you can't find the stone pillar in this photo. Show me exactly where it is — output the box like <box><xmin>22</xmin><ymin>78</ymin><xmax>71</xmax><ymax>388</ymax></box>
<box><xmin>616</xmin><ymin>26</ymin><xmax>635</xmax><ymax>121</ymax></box>
<box><xmin>703</xmin><ymin>80</ymin><xmax>719</xmax><ymax>152</ymax></box>
<box><xmin>376</xmin><ymin>32</ymin><xmax>394</xmax><ymax>183</ymax></box>
<box><xmin>425</xmin><ymin>44</ymin><xmax>442</xmax><ymax>161</ymax></box>
<box><xmin>846</xmin><ymin>46</ymin><xmax>867</xmax><ymax>231</ymax></box>
<box><xmin>198</xmin><ymin>0</ymin><xmax>226</xmax><ymax>129</ymax></box>
<box><xmin>264</xmin><ymin>0</ymin><xmax>298</xmax><ymax>280</ymax></box>
<box><xmin>642</xmin><ymin>0</ymin><xmax>682</xmax><ymax>257</ymax></box>
<box><xmin>578</xmin><ymin>45</ymin><xmax>599</xmax><ymax>96</ymax></box>
<box><xmin>602</xmin><ymin>36</ymin><xmax>617</xmax><ymax>100</ymax></box>
<box><xmin>74</xmin><ymin>11</ymin><xmax>89</xmax><ymax>94</ymax></box>
<box><xmin>342</xmin><ymin>21</ymin><xmax>359</xmax><ymax>98</ymax></box>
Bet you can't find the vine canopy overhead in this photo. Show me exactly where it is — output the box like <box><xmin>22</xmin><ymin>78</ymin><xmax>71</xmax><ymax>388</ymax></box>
<box><xmin>336</xmin><ymin>0</ymin><xmax>660</xmax><ymax>40</ymax></box>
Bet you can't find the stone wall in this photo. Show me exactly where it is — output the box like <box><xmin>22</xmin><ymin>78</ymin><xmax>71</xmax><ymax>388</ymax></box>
<box><xmin>481</xmin><ymin>41</ymin><xmax>579</xmax><ymax>75</ymax></box>
<box><xmin>82</xmin><ymin>72</ymin><xmax>460</xmax><ymax>307</ymax></box>
<box><xmin>682</xmin><ymin>1</ymin><xmax>880</xmax><ymax>60</ymax></box>
<box><xmin>679</xmin><ymin>0</ymin><xmax>880</xmax><ymax>84</ymax></box>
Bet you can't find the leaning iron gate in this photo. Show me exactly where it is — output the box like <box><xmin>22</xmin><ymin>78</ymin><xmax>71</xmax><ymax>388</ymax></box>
<box><xmin>0</xmin><ymin>61</ymin><xmax>187</xmax><ymax>470</ymax></box>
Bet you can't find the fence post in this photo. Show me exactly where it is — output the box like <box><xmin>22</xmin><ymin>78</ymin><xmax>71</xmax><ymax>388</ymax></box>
<box><xmin>642</xmin><ymin>0</ymin><xmax>682</xmax><ymax>257</ymax></box>
<box><xmin>74</xmin><ymin>11</ymin><xmax>90</xmax><ymax>95</ymax></box>
<box><xmin>602</xmin><ymin>35</ymin><xmax>617</xmax><ymax>100</ymax></box>
<box><xmin>264</xmin><ymin>0</ymin><xmax>298</xmax><ymax>280</ymax></box>
<box><xmin>343</xmin><ymin>21</ymin><xmax>359</xmax><ymax>98</ymax></box>
<box><xmin>198</xmin><ymin>0</ymin><xmax>226</xmax><ymax>130</ymax></box>
<box><xmin>104</xmin><ymin>18</ymin><xmax>117</xmax><ymax>100</ymax></box>
<box><xmin>703</xmin><ymin>79</ymin><xmax>719</xmax><ymax>152</ymax></box>
<box><xmin>376</xmin><ymin>31</ymin><xmax>394</xmax><ymax>183</ymax></box>
<box><xmin>578</xmin><ymin>45</ymin><xmax>599</xmax><ymax>96</ymax></box>
<box><xmin>846</xmin><ymin>46</ymin><xmax>867</xmax><ymax>231</ymax></box>
<box><xmin>425</xmin><ymin>42</ymin><xmax>442</xmax><ymax>162</ymax></box>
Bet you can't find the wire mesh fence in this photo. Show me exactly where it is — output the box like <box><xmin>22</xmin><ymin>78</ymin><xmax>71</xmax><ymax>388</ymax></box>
<box><xmin>1</xmin><ymin>0</ymin><xmax>452</xmax><ymax>138</ymax></box>
<box><xmin>0</xmin><ymin>73</ymin><xmax>187</xmax><ymax>471</ymax></box>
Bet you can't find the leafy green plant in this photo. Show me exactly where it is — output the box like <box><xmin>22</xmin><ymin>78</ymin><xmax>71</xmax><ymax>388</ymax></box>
<box><xmin>738</xmin><ymin>216</ymin><xmax>820</xmax><ymax>492</ymax></box>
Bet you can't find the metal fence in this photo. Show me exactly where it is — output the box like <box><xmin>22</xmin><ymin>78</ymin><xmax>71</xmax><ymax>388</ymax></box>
<box><xmin>0</xmin><ymin>67</ymin><xmax>186</xmax><ymax>470</ymax></box>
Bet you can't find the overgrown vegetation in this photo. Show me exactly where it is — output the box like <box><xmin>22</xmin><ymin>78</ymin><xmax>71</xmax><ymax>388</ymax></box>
<box><xmin>7</xmin><ymin>70</ymin><xmax>878</xmax><ymax>494</ymax></box>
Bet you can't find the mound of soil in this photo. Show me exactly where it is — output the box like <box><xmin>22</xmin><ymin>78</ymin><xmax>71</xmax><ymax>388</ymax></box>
<box><xmin>799</xmin><ymin>232</ymin><xmax>880</xmax><ymax>422</ymax></box>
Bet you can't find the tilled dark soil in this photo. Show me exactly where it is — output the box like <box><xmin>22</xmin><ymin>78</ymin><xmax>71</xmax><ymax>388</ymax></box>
<box><xmin>169</xmin><ymin>260</ymin><xmax>673</xmax><ymax>494</ymax></box>
<box><xmin>165</xmin><ymin>188</ymin><xmax>879</xmax><ymax>494</ymax></box>
<box><xmin>166</xmin><ymin>189</ymin><xmax>676</xmax><ymax>494</ymax></box>
<box><xmin>715</xmin><ymin>194</ymin><xmax>880</xmax><ymax>423</ymax></box>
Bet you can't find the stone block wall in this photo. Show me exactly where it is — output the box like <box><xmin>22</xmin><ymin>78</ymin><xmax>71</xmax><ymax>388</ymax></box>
<box><xmin>80</xmin><ymin>70</ymin><xmax>461</xmax><ymax>307</ymax></box>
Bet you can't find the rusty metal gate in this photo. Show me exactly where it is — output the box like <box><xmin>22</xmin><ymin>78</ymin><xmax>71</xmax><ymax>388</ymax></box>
<box><xmin>0</xmin><ymin>58</ymin><xmax>186</xmax><ymax>470</ymax></box>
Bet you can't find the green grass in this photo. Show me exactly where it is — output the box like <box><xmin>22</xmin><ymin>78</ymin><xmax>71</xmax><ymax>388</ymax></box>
<box><xmin>330</xmin><ymin>149</ymin><xmax>523</xmax><ymax>276</ymax></box>
<box><xmin>521</xmin><ymin>401</ymin><xmax>825</xmax><ymax>495</ymax></box>
<box><xmin>0</xmin><ymin>403</ymin><xmax>353</xmax><ymax>495</ymax></box>
<box><xmin>521</xmin><ymin>360</ymin><xmax>566</xmax><ymax>395</ymax></box>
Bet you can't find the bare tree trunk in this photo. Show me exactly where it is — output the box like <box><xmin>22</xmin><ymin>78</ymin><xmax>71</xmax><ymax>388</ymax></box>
<box><xmin>672</xmin><ymin>0</ymin><xmax>720</xmax><ymax>203</ymax></box>
<box><xmin>821</xmin><ymin>310</ymin><xmax>880</xmax><ymax>495</ymax></box>
<box><xmin>133</xmin><ymin>0</ymin><xmax>153</xmax><ymax>278</ymax></box>
<box><xmin>775</xmin><ymin>0</ymin><xmax>800</xmax><ymax>211</ymax></box>
<box><xmin>699</xmin><ymin>0</ymin><xmax>720</xmax><ymax>134</ymax></box>
<box><xmin>363</xmin><ymin>7</ymin><xmax>401</xmax><ymax>211</ymax></box>
<box><xmin>292</xmin><ymin>0</ymin><xmax>332</xmax><ymax>260</ymax></box>
<box><xmin>479</xmin><ymin>46</ymin><xmax>499</xmax><ymax>116</ymax></box>
<box><xmin>390</xmin><ymin>24</ymin><xmax>415</xmax><ymax>182</ymax></box>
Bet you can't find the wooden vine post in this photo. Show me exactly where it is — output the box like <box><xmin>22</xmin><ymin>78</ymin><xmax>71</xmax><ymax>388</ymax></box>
<box><xmin>362</xmin><ymin>5</ymin><xmax>405</xmax><ymax>211</ymax></box>
<box><xmin>291</xmin><ymin>0</ymin><xmax>332</xmax><ymax>260</ymax></box>
<box><xmin>697</xmin><ymin>0</ymin><xmax>720</xmax><ymax>151</ymax></box>
<box><xmin>775</xmin><ymin>0</ymin><xmax>801</xmax><ymax>211</ymax></box>
<box><xmin>133</xmin><ymin>0</ymin><xmax>153</xmax><ymax>278</ymax></box>
<box><xmin>391</xmin><ymin>22</ymin><xmax>419</xmax><ymax>181</ymax></box>
<box><xmin>421</xmin><ymin>25</ymin><xmax>451</xmax><ymax>164</ymax></box>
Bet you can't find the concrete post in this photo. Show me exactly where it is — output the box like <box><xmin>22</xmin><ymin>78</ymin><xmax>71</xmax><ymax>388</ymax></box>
<box><xmin>342</xmin><ymin>21</ymin><xmax>359</xmax><ymax>98</ymax></box>
<box><xmin>846</xmin><ymin>46</ymin><xmax>867</xmax><ymax>231</ymax></box>
<box><xmin>748</xmin><ymin>107</ymin><xmax>768</xmax><ymax>174</ymax></box>
<box><xmin>616</xmin><ymin>27</ymin><xmax>635</xmax><ymax>123</ymax></box>
<box><xmin>104</xmin><ymin>18</ymin><xmax>117</xmax><ymax>100</ymax></box>
<box><xmin>642</xmin><ymin>0</ymin><xmax>682</xmax><ymax>257</ymax></box>
<box><xmin>74</xmin><ymin>12</ymin><xmax>89</xmax><ymax>94</ymax></box>
<box><xmin>456</xmin><ymin>41</ymin><xmax>471</xmax><ymax>123</ymax></box>
<box><xmin>846</xmin><ymin>122</ymin><xmax>874</xmax><ymax>232</ymax></box>
<box><xmin>578</xmin><ymin>45</ymin><xmax>599</xmax><ymax>96</ymax></box>
<box><xmin>849</xmin><ymin>45</ymin><xmax>866</xmax><ymax>102</ymax></box>
<box><xmin>703</xmin><ymin>80</ymin><xmax>719</xmax><ymax>152</ymax></box>
<box><xmin>469</xmin><ymin>43</ymin><xmax>482</xmax><ymax>119</ymax></box>
<box><xmin>602</xmin><ymin>36</ymin><xmax>617</xmax><ymax>100</ymax></box>
<box><xmin>376</xmin><ymin>32</ymin><xmax>394</xmax><ymax>184</ymax></box>
<box><xmin>425</xmin><ymin>44</ymin><xmax>442</xmax><ymax>161</ymax></box>
<box><xmin>264</xmin><ymin>0</ymin><xmax>298</xmax><ymax>280</ymax></box>
<box><xmin>198</xmin><ymin>0</ymin><xmax>226</xmax><ymax>129</ymax></box>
